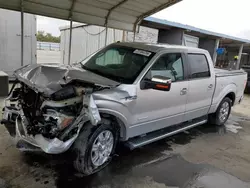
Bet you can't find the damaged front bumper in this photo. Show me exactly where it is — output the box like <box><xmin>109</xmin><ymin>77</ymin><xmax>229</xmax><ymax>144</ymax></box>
<box><xmin>15</xmin><ymin>116</ymin><xmax>79</xmax><ymax>153</ymax></box>
<box><xmin>1</xmin><ymin>106</ymin><xmax>39</xmax><ymax>151</ymax></box>
<box><xmin>1</xmin><ymin>106</ymin><xmax>19</xmax><ymax>136</ymax></box>
<box><xmin>1</xmin><ymin>95</ymin><xmax>101</xmax><ymax>154</ymax></box>
<box><xmin>2</xmin><ymin>109</ymin><xmax>78</xmax><ymax>154</ymax></box>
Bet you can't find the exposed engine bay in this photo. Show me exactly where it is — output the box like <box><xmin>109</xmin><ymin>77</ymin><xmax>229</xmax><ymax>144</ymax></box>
<box><xmin>3</xmin><ymin>80</ymin><xmax>103</xmax><ymax>153</ymax></box>
<box><xmin>18</xmin><ymin>83</ymin><xmax>83</xmax><ymax>139</ymax></box>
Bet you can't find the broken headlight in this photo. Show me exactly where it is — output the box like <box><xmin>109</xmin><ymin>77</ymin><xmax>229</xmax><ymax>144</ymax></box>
<box><xmin>51</xmin><ymin>86</ymin><xmax>77</xmax><ymax>101</ymax></box>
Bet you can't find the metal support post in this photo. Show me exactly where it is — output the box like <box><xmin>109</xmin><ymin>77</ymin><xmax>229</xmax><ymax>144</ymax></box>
<box><xmin>133</xmin><ymin>23</ymin><xmax>140</xmax><ymax>42</ymax></box>
<box><xmin>21</xmin><ymin>0</ymin><xmax>24</xmax><ymax>66</ymax></box>
<box><xmin>213</xmin><ymin>39</ymin><xmax>220</xmax><ymax>66</ymax></box>
<box><xmin>113</xmin><ymin>28</ymin><xmax>115</xmax><ymax>42</ymax></box>
<box><xmin>104</xmin><ymin>0</ymin><xmax>128</xmax><ymax>45</ymax></box>
<box><xmin>68</xmin><ymin>19</ymin><xmax>73</xmax><ymax>65</ymax></box>
<box><xmin>236</xmin><ymin>44</ymin><xmax>244</xmax><ymax>69</ymax></box>
<box><xmin>105</xmin><ymin>26</ymin><xmax>108</xmax><ymax>46</ymax></box>
<box><xmin>122</xmin><ymin>30</ymin><xmax>126</xmax><ymax>42</ymax></box>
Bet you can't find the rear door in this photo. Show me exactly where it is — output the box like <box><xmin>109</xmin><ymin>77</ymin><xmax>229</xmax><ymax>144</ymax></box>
<box><xmin>184</xmin><ymin>53</ymin><xmax>215</xmax><ymax>121</ymax></box>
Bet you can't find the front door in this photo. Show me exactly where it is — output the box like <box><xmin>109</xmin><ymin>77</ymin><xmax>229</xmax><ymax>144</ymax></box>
<box><xmin>128</xmin><ymin>53</ymin><xmax>188</xmax><ymax>137</ymax></box>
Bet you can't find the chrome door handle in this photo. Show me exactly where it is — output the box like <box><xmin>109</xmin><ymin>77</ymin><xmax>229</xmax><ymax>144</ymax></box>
<box><xmin>208</xmin><ymin>84</ymin><xmax>213</xmax><ymax>89</ymax></box>
<box><xmin>180</xmin><ymin>88</ymin><xmax>187</xmax><ymax>95</ymax></box>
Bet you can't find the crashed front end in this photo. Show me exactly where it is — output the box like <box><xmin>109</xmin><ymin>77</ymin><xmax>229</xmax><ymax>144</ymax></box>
<box><xmin>1</xmin><ymin>66</ymin><xmax>104</xmax><ymax>154</ymax></box>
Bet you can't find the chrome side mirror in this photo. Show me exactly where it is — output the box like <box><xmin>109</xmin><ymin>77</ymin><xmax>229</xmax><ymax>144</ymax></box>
<box><xmin>141</xmin><ymin>75</ymin><xmax>172</xmax><ymax>91</ymax></box>
<box><xmin>151</xmin><ymin>75</ymin><xmax>171</xmax><ymax>84</ymax></box>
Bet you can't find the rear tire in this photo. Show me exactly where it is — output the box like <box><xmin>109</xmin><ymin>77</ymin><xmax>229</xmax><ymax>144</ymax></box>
<box><xmin>209</xmin><ymin>97</ymin><xmax>232</xmax><ymax>126</ymax></box>
<box><xmin>73</xmin><ymin>120</ymin><xmax>118</xmax><ymax>175</ymax></box>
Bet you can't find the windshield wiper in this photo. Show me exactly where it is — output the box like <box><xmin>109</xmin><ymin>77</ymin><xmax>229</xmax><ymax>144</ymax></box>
<box><xmin>81</xmin><ymin>65</ymin><xmax>105</xmax><ymax>76</ymax></box>
<box><xmin>81</xmin><ymin>65</ymin><xmax>91</xmax><ymax>71</ymax></box>
<box><xmin>81</xmin><ymin>65</ymin><xmax>125</xmax><ymax>83</ymax></box>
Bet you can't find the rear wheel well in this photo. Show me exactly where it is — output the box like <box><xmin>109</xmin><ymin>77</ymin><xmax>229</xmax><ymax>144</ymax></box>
<box><xmin>225</xmin><ymin>92</ymin><xmax>236</xmax><ymax>105</ymax></box>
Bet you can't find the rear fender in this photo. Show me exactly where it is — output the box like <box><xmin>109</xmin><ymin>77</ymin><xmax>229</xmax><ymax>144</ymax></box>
<box><xmin>210</xmin><ymin>83</ymin><xmax>236</xmax><ymax>113</ymax></box>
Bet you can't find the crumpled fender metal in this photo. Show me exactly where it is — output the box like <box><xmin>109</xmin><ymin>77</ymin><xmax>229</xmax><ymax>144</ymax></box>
<box><xmin>21</xmin><ymin>93</ymin><xmax>101</xmax><ymax>154</ymax></box>
<box><xmin>34</xmin><ymin>132</ymin><xmax>79</xmax><ymax>154</ymax></box>
<box><xmin>92</xmin><ymin>84</ymin><xmax>137</xmax><ymax>140</ymax></box>
<box><xmin>84</xmin><ymin>94</ymin><xmax>101</xmax><ymax>126</ymax></box>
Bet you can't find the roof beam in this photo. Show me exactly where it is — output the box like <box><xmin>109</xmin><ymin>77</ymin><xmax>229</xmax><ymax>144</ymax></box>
<box><xmin>104</xmin><ymin>0</ymin><xmax>129</xmax><ymax>45</ymax></box>
<box><xmin>69</xmin><ymin>0</ymin><xmax>76</xmax><ymax>19</ymax></box>
<box><xmin>0</xmin><ymin>0</ymin><xmax>182</xmax><ymax>32</ymax></box>
<box><xmin>105</xmin><ymin>0</ymin><xmax>129</xmax><ymax>26</ymax></box>
<box><xmin>220</xmin><ymin>43</ymin><xmax>246</xmax><ymax>47</ymax></box>
<box><xmin>133</xmin><ymin>0</ymin><xmax>181</xmax><ymax>32</ymax></box>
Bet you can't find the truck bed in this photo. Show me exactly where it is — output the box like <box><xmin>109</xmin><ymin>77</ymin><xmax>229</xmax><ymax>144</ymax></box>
<box><xmin>210</xmin><ymin>68</ymin><xmax>247</xmax><ymax>114</ymax></box>
<box><xmin>214</xmin><ymin>68</ymin><xmax>246</xmax><ymax>77</ymax></box>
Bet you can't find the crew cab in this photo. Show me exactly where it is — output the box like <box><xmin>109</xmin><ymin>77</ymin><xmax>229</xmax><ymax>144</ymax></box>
<box><xmin>1</xmin><ymin>42</ymin><xmax>247</xmax><ymax>175</ymax></box>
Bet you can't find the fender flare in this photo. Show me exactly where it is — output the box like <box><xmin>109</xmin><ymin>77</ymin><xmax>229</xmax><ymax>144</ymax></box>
<box><xmin>98</xmin><ymin>108</ymin><xmax>128</xmax><ymax>141</ymax></box>
<box><xmin>214</xmin><ymin>84</ymin><xmax>236</xmax><ymax>111</ymax></box>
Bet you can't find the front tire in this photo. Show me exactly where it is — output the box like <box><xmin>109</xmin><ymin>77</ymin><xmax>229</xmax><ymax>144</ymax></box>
<box><xmin>210</xmin><ymin>97</ymin><xmax>232</xmax><ymax>126</ymax></box>
<box><xmin>73</xmin><ymin>120</ymin><xmax>118</xmax><ymax>175</ymax></box>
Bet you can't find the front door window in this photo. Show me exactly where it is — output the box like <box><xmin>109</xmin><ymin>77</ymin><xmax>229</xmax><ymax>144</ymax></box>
<box><xmin>146</xmin><ymin>53</ymin><xmax>184</xmax><ymax>82</ymax></box>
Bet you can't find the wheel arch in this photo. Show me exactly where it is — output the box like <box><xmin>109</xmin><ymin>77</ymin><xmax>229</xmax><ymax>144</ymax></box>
<box><xmin>224</xmin><ymin>92</ymin><xmax>236</xmax><ymax>106</ymax></box>
<box><xmin>213</xmin><ymin>91</ymin><xmax>236</xmax><ymax>113</ymax></box>
<box><xmin>211</xmin><ymin>83</ymin><xmax>236</xmax><ymax>113</ymax></box>
<box><xmin>98</xmin><ymin>109</ymin><xmax>128</xmax><ymax>141</ymax></box>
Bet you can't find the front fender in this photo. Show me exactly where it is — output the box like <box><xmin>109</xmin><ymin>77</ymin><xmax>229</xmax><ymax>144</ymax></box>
<box><xmin>94</xmin><ymin>99</ymin><xmax>135</xmax><ymax>140</ymax></box>
<box><xmin>92</xmin><ymin>85</ymin><xmax>137</xmax><ymax>140</ymax></box>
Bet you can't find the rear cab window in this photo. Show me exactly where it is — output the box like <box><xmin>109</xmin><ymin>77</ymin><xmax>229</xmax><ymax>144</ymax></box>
<box><xmin>187</xmin><ymin>54</ymin><xmax>210</xmax><ymax>79</ymax></box>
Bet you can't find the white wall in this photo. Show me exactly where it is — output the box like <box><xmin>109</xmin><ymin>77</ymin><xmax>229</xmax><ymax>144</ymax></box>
<box><xmin>0</xmin><ymin>9</ymin><xmax>36</xmax><ymax>75</ymax></box>
<box><xmin>60</xmin><ymin>25</ymin><xmax>123</xmax><ymax>64</ymax></box>
<box><xmin>126</xmin><ymin>26</ymin><xmax>158</xmax><ymax>43</ymax></box>
<box><xmin>60</xmin><ymin>25</ymin><xmax>159</xmax><ymax>64</ymax></box>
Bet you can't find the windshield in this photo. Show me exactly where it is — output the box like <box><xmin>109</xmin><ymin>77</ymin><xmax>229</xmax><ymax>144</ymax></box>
<box><xmin>80</xmin><ymin>45</ymin><xmax>155</xmax><ymax>84</ymax></box>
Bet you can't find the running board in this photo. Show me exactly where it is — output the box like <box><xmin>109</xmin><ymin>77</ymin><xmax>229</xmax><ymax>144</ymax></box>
<box><xmin>126</xmin><ymin>117</ymin><xmax>207</xmax><ymax>150</ymax></box>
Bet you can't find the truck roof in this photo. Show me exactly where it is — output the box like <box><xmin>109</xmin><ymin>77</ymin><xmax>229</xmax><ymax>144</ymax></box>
<box><xmin>114</xmin><ymin>42</ymin><xmax>208</xmax><ymax>54</ymax></box>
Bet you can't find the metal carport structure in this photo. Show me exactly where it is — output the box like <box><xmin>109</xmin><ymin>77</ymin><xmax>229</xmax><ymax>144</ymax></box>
<box><xmin>0</xmin><ymin>0</ymin><xmax>181</xmax><ymax>65</ymax></box>
<box><xmin>141</xmin><ymin>17</ymin><xmax>250</xmax><ymax>69</ymax></box>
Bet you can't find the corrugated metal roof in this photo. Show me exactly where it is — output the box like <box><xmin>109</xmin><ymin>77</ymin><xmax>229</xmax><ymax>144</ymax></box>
<box><xmin>144</xmin><ymin>17</ymin><xmax>250</xmax><ymax>44</ymax></box>
<box><xmin>0</xmin><ymin>0</ymin><xmax>181</xmax><ymax>31</ymax></box>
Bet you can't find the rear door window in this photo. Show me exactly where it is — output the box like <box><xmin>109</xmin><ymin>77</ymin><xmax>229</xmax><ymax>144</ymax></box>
<box><xmin>187</xmin><ymin>54</ymin><xmax>210</xmax><ymax>79</ymax></box>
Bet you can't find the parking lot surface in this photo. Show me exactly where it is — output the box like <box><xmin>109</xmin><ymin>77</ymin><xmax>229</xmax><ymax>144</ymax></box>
<box><xmin>1</xmin><ymin>96</ymin><xmax>250</xmax><ymax>188</ymax></box>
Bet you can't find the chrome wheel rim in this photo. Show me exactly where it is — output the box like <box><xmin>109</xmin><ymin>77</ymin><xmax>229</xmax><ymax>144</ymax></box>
<box><xmin>219</xmin><ymin>101</ymin><xmax>230</xmax><ymax>122</ymax></box>
<box><xmin>91</xmin><ymin>130</ymin><xmax>114</xmax><ymax>167</ymax></box>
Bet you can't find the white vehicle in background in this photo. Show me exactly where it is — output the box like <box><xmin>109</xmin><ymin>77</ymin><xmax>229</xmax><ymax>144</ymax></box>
<box><xmin>2</xmin><ymin>42</ymin><xmax>247</xmax><ymax>175</ymax></box>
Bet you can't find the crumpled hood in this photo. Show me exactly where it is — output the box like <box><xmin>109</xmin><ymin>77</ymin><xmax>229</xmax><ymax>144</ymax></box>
<box><xmin>14</xmin><ymin>63</ymin><xmax>119</xmax><ymax>96</ymax></box>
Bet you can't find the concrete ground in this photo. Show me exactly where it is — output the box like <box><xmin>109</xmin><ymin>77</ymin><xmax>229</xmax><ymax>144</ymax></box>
<box><xmin>37</xmin><ymin>50</ymin><xmax>61</xmax><ymax>64</ymax></box>
<box><xmin>1</xmin><ymin>96</ymin><xmax>250</xmax><ymax>187</ymax></box>
<box><xmin>232</xmin><ymin>94</ymin><xmax>250</xmax><ymax>117</ymax></box>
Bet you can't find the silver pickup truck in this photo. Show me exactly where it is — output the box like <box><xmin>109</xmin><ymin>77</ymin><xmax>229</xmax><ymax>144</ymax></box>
<box><xmin>1</xmin><ymin>42</ymin><xmax>247</xmax><ymax>175</ymax></box>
